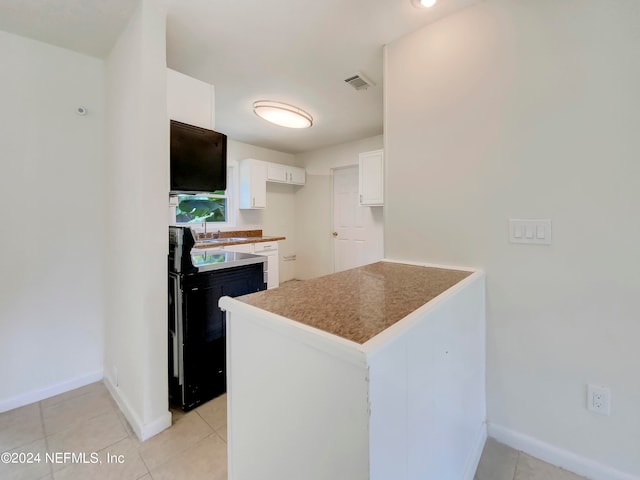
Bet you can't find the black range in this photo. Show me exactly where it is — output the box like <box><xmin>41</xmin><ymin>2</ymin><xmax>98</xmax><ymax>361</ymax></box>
<box><xmin>168</xmin><ymin>226</ymin><xmax>266</xmax><ymax>411</ymax></box>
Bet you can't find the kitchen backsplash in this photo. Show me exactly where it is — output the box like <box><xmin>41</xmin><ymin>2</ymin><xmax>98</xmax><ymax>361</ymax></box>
<box><xmin>195</xmin><ymin>229</ymin><xmax>263</xmax><ymax>241</ymax></box>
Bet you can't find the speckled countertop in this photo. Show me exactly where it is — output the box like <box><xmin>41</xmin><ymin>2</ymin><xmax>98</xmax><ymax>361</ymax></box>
<box><xmin>192</xmin><ymin>229</ymin><xmax>285</xmax><ymax>248</ymax></box>
<box><xmin>237</xmin><ymin>261</ymin><xmax>472</xmax><ymax>344</ymax></box>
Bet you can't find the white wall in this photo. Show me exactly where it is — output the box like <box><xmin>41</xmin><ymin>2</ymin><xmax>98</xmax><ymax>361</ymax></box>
<box><xmin>228</xmin><ymin>139</ymin><xmax>298</xmax><ymax>282</ymax></box>
<box><xmin>0</xmin><ymin>30</ymin><xmax>105</xmax><ymax>411</ymax></box>
<box><xmin>103</xmin><ymin>0</ymin><xmax>170</xmax><ymax>439</ymax></box>
<box><xmin>385</xmin><ymin>0</ymin><xmax>640</xmax><ymax>477</ymax></box>
<box><xmin>299</xmin><ymin>135</ymin><xmax>383</xmax><ymax>176</ymax></box>
<box><xmin>295</xmin><ymin>135</ymin><xmax>383</xmax><ymax>280</ymax></box>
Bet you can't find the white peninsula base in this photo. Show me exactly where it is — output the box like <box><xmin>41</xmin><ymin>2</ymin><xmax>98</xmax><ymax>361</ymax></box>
<box><xmin>219</xmin><ymin>261</ymin><xmax>486</xmax><ymax>480</ymax></box>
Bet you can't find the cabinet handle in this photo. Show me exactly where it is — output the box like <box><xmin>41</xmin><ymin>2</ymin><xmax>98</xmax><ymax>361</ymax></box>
<box><xmin>360</xmin><ymin>194</ymin><xmax>363</xmax><ymax>203</ymax></box>
<box><xmin>252</xmin><ymin>197</ymin><xmax>255</xmax><ymax>207</ymax></box>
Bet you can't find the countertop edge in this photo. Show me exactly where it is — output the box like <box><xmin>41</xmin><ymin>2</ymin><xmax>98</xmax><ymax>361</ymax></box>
<box><xmin>193</xmin><ymin>236</ymin><xmax>286</xmax><ymax>249</ymax></box>
<box><xmin>226</xmin><ymin>260</ymin><xmax>484</xmax><ymax>347</ymax></box>
<box><xmin>361</xmin><ymin>268</ymin><xmax>486</xmax><ymax>353</ymax></box>
<box><xmin>220</xmin><ymin>267</ymin><xmax>485</xmax><ymax>353</ymax></box>
<box><xmin>219</xmin><ymin>295</ymin><xmax>367</xmax><ymax>363</ymax></box>
<box><xmin>381</xmin><ymin>257</ymin><xmax>482</xmax><ymax>273</ymax></box>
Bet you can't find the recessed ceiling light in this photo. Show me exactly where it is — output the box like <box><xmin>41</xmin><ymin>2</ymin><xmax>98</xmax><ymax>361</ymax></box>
<box><xmin>253</xmin><ymin>100</ymin><xmax>313</xmax><ymax>129</ymax></box>
<box><xmin>411</xmin><ymin>0</ymin><xmax>437</xmax><ymax>8</ymax></box>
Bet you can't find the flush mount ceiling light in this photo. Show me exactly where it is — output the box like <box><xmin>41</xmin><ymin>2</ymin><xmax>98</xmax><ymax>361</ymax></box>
<box><xmin>411</xmin><ymin>0</ymin><xmax>437</xmax><ymax>8</ymax></box>
<box><xmin>252</xmin><ymin>100</ymin><xmax>313</xmax><ymax>129</ymax></box>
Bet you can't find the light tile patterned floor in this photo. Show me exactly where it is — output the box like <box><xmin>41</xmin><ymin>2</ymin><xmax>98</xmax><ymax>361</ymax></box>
<box><xmin>0</xmin><ymin>382</ymin><xmax>226</xmax><ymax>480</ymax></box>
<box><xmin>0</xmin><ymin>382</ymin><xmax>588</xmax><ymax>480</ymax></box>
<box><xmin>474</xmin><ymin>438</ymin><xmax>588</xmax><ymax>480</ymax></box>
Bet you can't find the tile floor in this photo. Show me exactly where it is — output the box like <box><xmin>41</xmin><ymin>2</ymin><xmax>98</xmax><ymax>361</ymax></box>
<box><xmin>474</xmin><ymin>438</ymin><xmax>587</xmax><ymax>480</ymax></box>
<box><xmin>1</xmin><ymin>382</ymin><xmax>588</xmax><ymax>480</ymax></box>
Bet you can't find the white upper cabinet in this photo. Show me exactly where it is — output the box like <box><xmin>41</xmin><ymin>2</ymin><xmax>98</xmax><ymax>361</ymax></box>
<box><xmin>266</xmin><ymin>163</ymin><xmax>287</xmax><ymax>183</ymax></box>
<box><xmin>359</xmin><ymin>149</ymin><xmax>384</xmax><ymax>206</ymax></box>
<box><xmin>240</xmin><ymin>160</ymin><xmax>306</xmax><ymax>209</ymax></box>
<box><xmin>167</xmin><ymin>68</ymin><xmax>215</xmax><ymax>129</ymax></box>
<box><xmin>267</xmin><ymin>163</ymin><xmax>306</xmax><ymax>185</ymax></box>
<box><xmin>239</xmin><ymin>159</ymin><xmax>267</xmax><ymax>209</ymax></box>
<box><xmin>288</xmin><ymin>166</ymin><xmax>306</xmax><ymax>185</ymax></box>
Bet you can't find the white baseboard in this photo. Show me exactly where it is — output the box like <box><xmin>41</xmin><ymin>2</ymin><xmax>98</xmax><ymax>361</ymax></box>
<box><xmin>463</xmin><ymin>422</ymin><xmax>488</xmax><ymax>480</ymax></box>
<box><xmin>103</xmin><ymin>376</ymin><xmax>171</xmax><ymax>441</ymax></box>
<box><xmin>0</xmin><ymin>370</ymin><xmax>103</xmax><ymax>413</ymax></box>
<box><xmin>488</xmin><ymin>423</ymin><xmax>639</xmax><ymax>480</ymax></box>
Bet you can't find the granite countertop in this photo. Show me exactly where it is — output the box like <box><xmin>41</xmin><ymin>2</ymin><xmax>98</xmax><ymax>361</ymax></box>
<box><xmin>192</xmin><ymin>229</ymin><xmax>285</xmax><ymax>249</ymax></box>
<box><xmin>237</xmin><ymin>261</ymin><xmax>472</xmax><ymax>344</ymax></box>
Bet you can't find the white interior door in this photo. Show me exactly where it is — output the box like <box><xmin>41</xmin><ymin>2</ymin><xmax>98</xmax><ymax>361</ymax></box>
<box><xmin>333</xmin><ymin>166</ymin><xmax>384</xmax><ymax>273</ymax></box>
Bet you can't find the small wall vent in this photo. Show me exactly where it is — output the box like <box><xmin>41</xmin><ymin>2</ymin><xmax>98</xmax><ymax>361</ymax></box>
<box><xmin>344</xmin><ymin>73</ymin><xmax>375</xmax><ymax>91</ymax></box>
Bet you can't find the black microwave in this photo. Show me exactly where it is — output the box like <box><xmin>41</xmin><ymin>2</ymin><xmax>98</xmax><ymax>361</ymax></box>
<box><xmin>170</xmin><ymin>120</ymin><xmax>227</xmax><ymax>194</ymax></box>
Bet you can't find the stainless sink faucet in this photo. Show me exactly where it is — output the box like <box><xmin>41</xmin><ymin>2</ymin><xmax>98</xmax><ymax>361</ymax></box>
<box><xmin>202</xmin><ymin>222</ymin><xmax>221</xmax><ymax>238</ymax></box>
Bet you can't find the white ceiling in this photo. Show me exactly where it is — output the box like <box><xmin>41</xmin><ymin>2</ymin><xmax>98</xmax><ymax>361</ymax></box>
<box><xmin>0</xmin><ymin>0</ymin><xmax>138</xmax><ymax>57</ymax></box>
<box><xmin>0</xmin><ymin>0</ymin><xmax>478</xmax><ymax>154</ymax></box>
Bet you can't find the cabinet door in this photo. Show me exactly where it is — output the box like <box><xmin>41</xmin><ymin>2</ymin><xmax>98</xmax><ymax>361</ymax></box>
<box><xmin>253</xmin><ymin>242</ymin><xmax>279</xmax><ymax>289</ymax></box>
<box><xmin>266</xmin><ymin>253</ymin><xmax>279</xmax><ymax>289</ymax></box>
<box><xmin>359</xmin><ymin>150</ymin><xmax>384</xmax><ymax>206</ymax></box>
<box><xmin>239</xmin><ymin>159</ymin><xmax>267</xmax><ymax>209</ymax></box>
<box><xmin>222</xmin><ymin>243</ymin><xmax>254</xmax><ymax>253</ymax></box>
<box><xmin>267</xmin><ymin>163</ymin><xmax>288</xmax><ymax>183</ymax></box>
<box><xmin>288</xmin><ymin>166</ymin><xmax>306</xmax><ymax>185</ymax></box>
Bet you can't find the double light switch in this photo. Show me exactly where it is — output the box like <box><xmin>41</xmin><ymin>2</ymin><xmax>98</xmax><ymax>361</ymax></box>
<box><xmin>509</xmin><ymin>219</ymin><xmax>552</xmax><ymax>245</ymax></box>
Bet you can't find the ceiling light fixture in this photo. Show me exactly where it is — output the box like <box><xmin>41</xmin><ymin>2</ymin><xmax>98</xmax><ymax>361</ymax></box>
<box><xmin>411</xmin><ymin>0</ymin><xmax>437</xmax><ymax>8</ymax></box>
<box><xmin>252</xmin><ymin>100</ymin><xmax>313</xmax><ymax>129</ymax></box>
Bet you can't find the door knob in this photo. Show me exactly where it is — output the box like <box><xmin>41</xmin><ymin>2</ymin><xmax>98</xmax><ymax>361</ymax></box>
<box><xmin>332</xmin><ymin>232</ymin><xmax>338</xmax><ymax>237</ymax></box>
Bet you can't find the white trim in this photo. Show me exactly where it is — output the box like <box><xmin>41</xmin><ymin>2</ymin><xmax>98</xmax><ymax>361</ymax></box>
<box><xmin>463</xmin><ymin>423</ymin><xmax>488</xmax><ymax>480</ymax></box>
<box><xmin>488</xmin><ymin>423</ymin><xmax>640</xmax><ymax>480</ymax></box>
<box><xmin>0</xmin><ymin>369</ymin><xmax>103</xmax><ymax>413</ymax></box>
<box><xmin>103</xmin><ymin>376</ymin><xmax>172</xmax><ymax>441</ymax></box>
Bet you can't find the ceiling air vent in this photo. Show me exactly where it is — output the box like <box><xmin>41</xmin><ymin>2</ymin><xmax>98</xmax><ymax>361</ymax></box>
<box><xmin>344</xmin><ymin>73</ymin><xmax>375</xmax><ymax>91</ymax></box>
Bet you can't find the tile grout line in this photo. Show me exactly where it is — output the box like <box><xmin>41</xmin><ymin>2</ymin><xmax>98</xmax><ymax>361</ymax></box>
<box><xmin>137</xmin><ymin>442</ymin><xmax>153</xmax><ymax>479</ymax></box>
<box><xmin>97</xmin><ymin>407</ymin><xmax>151</xmax><ymax>479</ymax></box>
<box><xmin>210</xmin><ymin>430</ymin><xmax>227</xmax><ymax>445</ymax></box>
<box><xmin>194</xmin><ymin>407</ymin><xmax>226</xmax><ymax>436</ymax></box>
<box><xmin>41</xmin><ymin>391</ymin><xmax>115</xmax><ymax>440</ymax></box>
<box><xmin>39</xmin><ymin>400</ymin><xmax>54</xmax><ymax>478</ymax></box>
<box><xmin>512</xmin><ymin>451</ymin><xmax>522</xmax><ymax>480</ymax></box>
<box><xmin>140</xmin><ymin>410</ymin><xmax>218</xmax><ymax>476</ymax></box>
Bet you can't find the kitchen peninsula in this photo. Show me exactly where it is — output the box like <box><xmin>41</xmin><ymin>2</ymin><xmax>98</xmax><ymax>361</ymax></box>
<box><xmin>219</xmin><ymin>260</ymin><xmax>486</xmax><ymax>480</ymax></box>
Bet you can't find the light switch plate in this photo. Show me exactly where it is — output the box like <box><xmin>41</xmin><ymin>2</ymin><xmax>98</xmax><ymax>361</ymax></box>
<box><xmin>509</xmin><ymin>219</ymin><xmax>552</xmax><ymax>245</ymax></box>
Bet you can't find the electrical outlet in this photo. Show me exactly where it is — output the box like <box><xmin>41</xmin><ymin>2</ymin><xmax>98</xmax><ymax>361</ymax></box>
<box><xmin>587</xmin><ymin>384</ymin><xmax>610</xmax><ymax>415</ymax></box>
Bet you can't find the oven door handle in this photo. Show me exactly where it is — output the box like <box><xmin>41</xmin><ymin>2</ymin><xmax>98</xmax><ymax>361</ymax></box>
<box><xmin>170</xmin><ymin>273</ymin><xmax>185</xmax><ymax>386</ymax></box>
<box><xmin>171</xmin><ymin>331</ymin><xmax>179</xmax><ymax>378</ymax></box>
